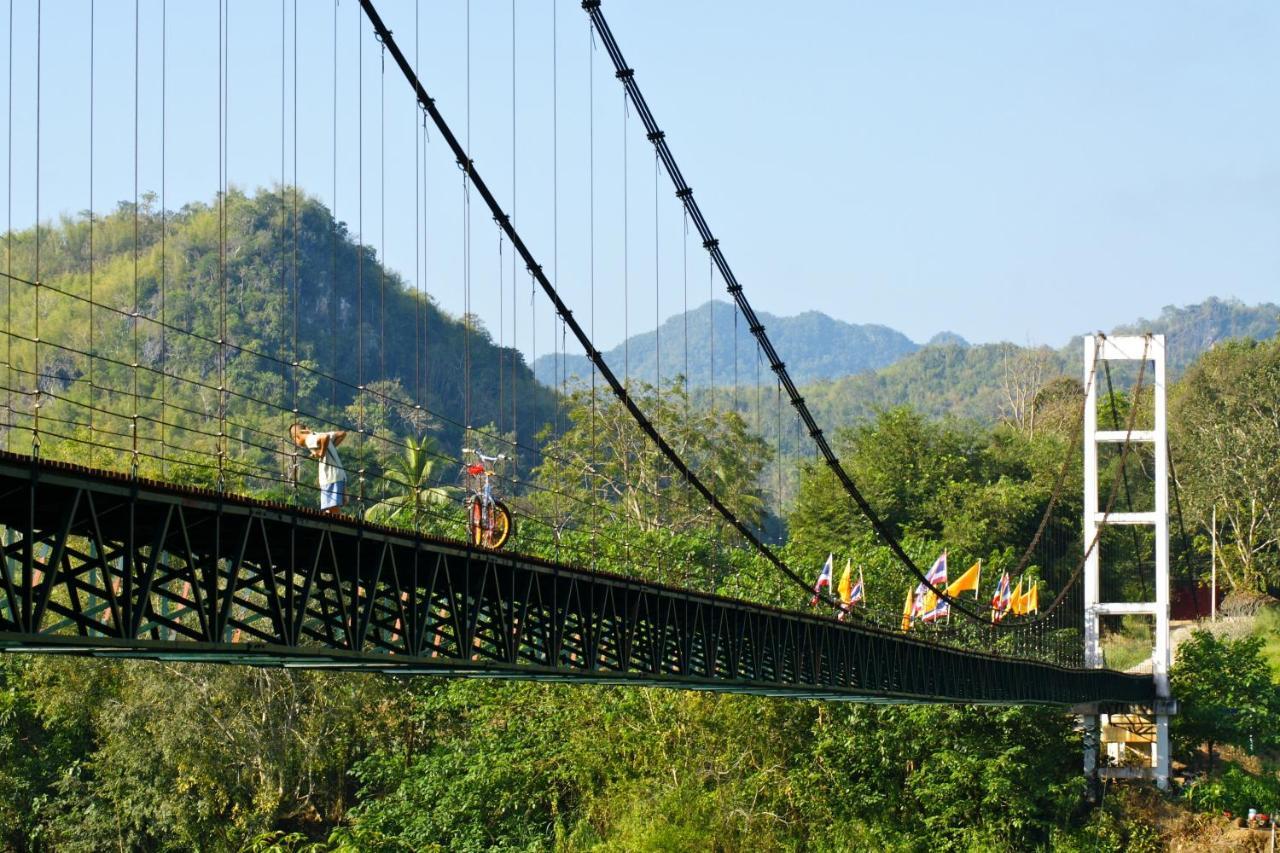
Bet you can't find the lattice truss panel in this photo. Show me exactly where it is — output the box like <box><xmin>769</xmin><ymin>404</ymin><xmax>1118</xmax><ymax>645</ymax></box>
<box><xmin>0</xmin><ymin>452</ymin><xmax>1151</xmax><ymax>705</ymax></box>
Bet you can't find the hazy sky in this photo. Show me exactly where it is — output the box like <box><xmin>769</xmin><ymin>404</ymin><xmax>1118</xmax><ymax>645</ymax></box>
<box><xmin>4</xmin><ymin>0</ymin><xmax>1277</xmax><ymax>360</ymax></box>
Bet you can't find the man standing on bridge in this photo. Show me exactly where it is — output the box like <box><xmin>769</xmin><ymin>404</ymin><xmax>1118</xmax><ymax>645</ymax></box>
<box><xmin>290</xmin><ymin>424</ymin><xmax>348</xmax><ymax>514</ymax></box>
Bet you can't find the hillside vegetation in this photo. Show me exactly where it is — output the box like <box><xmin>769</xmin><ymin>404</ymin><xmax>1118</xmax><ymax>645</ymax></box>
<box><xmin>542</xmin><ymin>297</ymin><xmax>1279</xmax><ymax>431</ymax></box>
<box><xmin>1</xmin><ymin>188</ymin><xmax>555</xmax><ymax>492</ymax></box>
<box><xmin>2</xmin><ymin>191</ymin><xmax>1279</xmax><ymax>850</ymax></box>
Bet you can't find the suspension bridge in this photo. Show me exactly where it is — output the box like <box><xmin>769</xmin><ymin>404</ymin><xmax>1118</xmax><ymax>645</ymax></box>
<box><xmin>0</xmin><ymin>0</ymin><xmax>1165</xmax><ymax>748</ymax></box>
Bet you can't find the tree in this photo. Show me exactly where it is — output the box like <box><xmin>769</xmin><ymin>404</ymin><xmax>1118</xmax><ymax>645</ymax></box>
<box><xmin>367</xmin><ymin>434</ymin><xmax>455</xmax><ymax>530</ymax></box>
<box><xmin>1171</xmin><ymin>338</ymin><xmax>1280</xmax><ymax>591</ymax></box>
<box><xmin>1170</xmin><ymin>629</ymin><xmax>1280</xmax><ymax>771</ymax></box>
<box><xmin>788</xmin><ymin>406</ymin><xmax>989</xmax><ymax>547</ymax></box>
<box><xmin>1000</xmin><ymin>342</ymin><xmax>1055</xmax><ymax>435</ymax></box>
<box><xmin>532</xmin><ymin>378</ymin><xmax>767</xmax><ymax>534</ymax></box>
<box><xmin>23</xmin><ymin>659</ymin><xmax>405</xmax><ymax>851</ymax></box>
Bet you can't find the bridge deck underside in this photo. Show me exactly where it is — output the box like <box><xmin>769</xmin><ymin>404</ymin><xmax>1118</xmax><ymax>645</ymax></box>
<box><xmin>0</xmin><ymin>452</ymin><xmax>1152</xmax><ymax>705</ymax></box>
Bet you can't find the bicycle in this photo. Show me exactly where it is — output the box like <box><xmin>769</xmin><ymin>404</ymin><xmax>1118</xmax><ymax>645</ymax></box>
<box><xmin>461</xmin><ymin>447</ymin><xmax>514</xmax><ymax>550</ymax></box>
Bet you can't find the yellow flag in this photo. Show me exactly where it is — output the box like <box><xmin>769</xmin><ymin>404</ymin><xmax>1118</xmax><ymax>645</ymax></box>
<box><xmin>1010</xmin><ymin>578</ymin><xmax>1025</xmax><ymax>616</ymax></box>
<box><xmin>901</xmin><ymin>587</ymin><xmax>914</xmax><ymax>632</ymax></box>
<box><xmin>1026</xmin><ymin>583</ymin><xmax>1039</xmax><ymax>615</ymax></box>
<box><xmin>838</xmin><ymin>560</ymin><xmax>853</xmax><ymax>605</ymax></box>
<box><xmin>946</xmin><ymin>560</ymin><xmax>982</xmax><ymax>597</ymax></box>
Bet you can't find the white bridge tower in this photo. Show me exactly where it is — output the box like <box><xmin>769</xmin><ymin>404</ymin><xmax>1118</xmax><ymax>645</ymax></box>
<box><xmin>1081</xmin><ymin>333</ymin><xmax>1174</xmax><ymax>789</ymax></box>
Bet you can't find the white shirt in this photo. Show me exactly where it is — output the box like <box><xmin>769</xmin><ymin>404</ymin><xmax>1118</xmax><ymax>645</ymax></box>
<box><xmin>304</xmin><ymin>432</ymin><xmax>346</xmax><ymax>485</ymax></box>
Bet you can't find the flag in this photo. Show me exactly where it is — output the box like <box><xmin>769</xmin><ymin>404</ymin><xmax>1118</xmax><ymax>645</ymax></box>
<box><xmin>989</xmin><ymin>571</ymin><xmax>1009</xmax><ymax>610</ymax></box>
<box><xmin>925</xmin><ymin>552</ymin><xmax>949</xmax><ymax>586</ymax></box>
<box><xmin>947</xmin><ymin>560</ymin><xmax>982</xmax><ymax>598</ymax></box>
<box><xmin>914</xmin><ymin>552</ymin><xmax>949</xmax><ymax>623</ymax></box>
<box><xmin>901</xmin><ymin>587</ymin><xmax>914</xmax><ymax>632</ymax></box>
<box><xmin>1010</xmin><ymin>577</ymin><xmax>1025</xmax><ymax>616</ymax></box>
<box><xmin>990</xmin><ymin>571</ymin><xmax>1012</xmax><ymax>623</ymax></box>
<box><xmin>838</xmin><ymin>560</ymin><xmax>853</xmax><ymax>606</ymax></box>
<box><xmin>1021</xmin><ymin>581</ymin><xmax>1039</xmax><ymax>615</ymax></box>
<box><xmin>921</xmin><ymin>591</ymin><xmax>950</xmax><ymax>624</ymax></box>
<box><xmin>809</xmin><ymin>554</ymin><xmax>834</xmax><ymax>606</ymax></box>
<box><xmin>849</xmin><ymin>565</ymin><xmax>865</xmax><ymax>607</ymax></box>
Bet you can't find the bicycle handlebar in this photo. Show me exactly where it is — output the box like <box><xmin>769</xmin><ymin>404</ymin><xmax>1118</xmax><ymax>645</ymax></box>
<box><xmin>462</xmin><ymin>448</ymin><xmax>506</xmax><ymax>463</ymax></box>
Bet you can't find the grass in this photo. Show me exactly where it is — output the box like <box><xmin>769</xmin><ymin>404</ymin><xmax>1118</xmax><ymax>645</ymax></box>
<box><xmin>1103</xmin><ymin>634</ymin><xmax>1153</xmax><ymax>671</ymax></box>
<box><xmin>1251</xmin><ymin>607</ymin><xmax>1280</xmax><ymax>682</ymax></box>
<box><xmin>1102</xmin><ymin>616</ymin><xmax>1155</xmax><ymax>671</ymax></box>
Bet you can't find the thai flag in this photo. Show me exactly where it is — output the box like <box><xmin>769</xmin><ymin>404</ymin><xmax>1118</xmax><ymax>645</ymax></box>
<box><xmin>925</xmin><ymin>552</ymin><xmax>948</xmax><ymax>586</ymax></box>
<box><xmin>921</xmin><ymin>597</ymin><xmax>950</xmax><ymax>624</ymax></box>
<box><xmin>809</xmin><ymin>553</ymin><xmax>833</xmax><ymax>606</ymax></box>
<box><xmin>915</xmin><ymin>552</ymin><xmax>948</xmax><ymax>617</ymax></box>
<box><xmin>991</xmin><ymin>572</ymin><xmax>1012</xmax><ymax>623</ymax></box>
<box><xmin>849</xmin><ymin>566</ymin><xmax>865</xmax><ymax>606</ymax></box>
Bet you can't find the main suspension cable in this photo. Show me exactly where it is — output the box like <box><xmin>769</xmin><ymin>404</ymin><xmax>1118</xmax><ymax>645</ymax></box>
<box><xmin>360</xmin><ymin>0</ymin><xmax>823</xmax><ymax>599</ymax></box>
<box><xmin>580</xmin><ymin>0</ymin><xmax>1094</xmax><ymax>622</ymax></box>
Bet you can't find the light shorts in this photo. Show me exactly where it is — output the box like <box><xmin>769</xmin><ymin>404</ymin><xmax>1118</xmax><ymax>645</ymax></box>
<box><xmin>321</xmin><ymin>479</ymin><xmax>345</xmax><ymax>511</ymax></box>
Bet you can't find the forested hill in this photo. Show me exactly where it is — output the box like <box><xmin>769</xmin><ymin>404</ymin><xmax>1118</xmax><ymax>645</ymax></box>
<box><xmin>805</xmin><ymin>298</ymin><xmax>1279</xmax><ymax>427</ymax></box>
<box><xmin>532</xmin><ymin>299</ymin><xmax>920</xmax><ymax>388</ymax></box>
<box><xmin>1108</xmin><ymin>298</ymin><xmax>1280</xmax><ymax>374</ymax></box>
<box><xmin>2</xmin><ymin>188</ymin><xmax>555</xmax><ymax>463</ymax></box>
<box><xmin>535</xmin><ymin>296</ymin><xmax>1277</xmax><ymax>409</ymax></box>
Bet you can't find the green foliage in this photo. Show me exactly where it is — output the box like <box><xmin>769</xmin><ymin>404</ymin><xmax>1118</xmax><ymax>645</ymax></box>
<box><xmin>9</xmin><ymin>197</ymin><xmax>1275</xmax><ymax>850</ymax></box>
<box><xmin>802</xmin><ymin>342</ymin><xmax>1066</xmax><ymax>428</ymax></box>
<box><xmin>1170</xmin><ymin>630</ymin><xmax>1280</xmax><ymax>767</ymax></box>
<box><xmin>532</xmin><ymin>378</ymin><xmax>767</xmax><ymax>535</ymax></box>
<box><xmin>0</xmin><ymin>657</ymin><xmax>95</xmax><ymax>852</ymax></box>
<box><xmin>6</xmin><ymin>659</ymin><xmax>406</xmax><ymax>852</ymax></box>
<box><xmin>1113</xmin><ymin>297</ymin><xmax>1280</xmax><ymax>375</ymax></box>
<box><xmin>1</xmin><ymin>188</ymin><xmax>556</xmax><ymax>494</ymax></box>
<box><xmin>1171</xmin><ymin>336</ymin><xmax>1280</xmax><ymax>591</ymax></box>
<box><xmin>1048</xmin><ymin>787</ymin><xmax>1162</xmax><ymax>853</ymax></box>
<box><xmin>1100</xmin><ymin>617</ymin><xmax>1156</xmax><ymax>672</ymax></box>
<box><xmin>1182</xmin><ymin>763</ymin><xmax>1280</xmax><ymax>816</ymax></box>
<box><xmin>341</xmin><ymin>683</ymin><xmax>1095</xmax><ymax>852</ymax></box>
<box><xmin>785</xmin><ymin>406</ymin><xmax>1078</xmax><ymax>631</ymax></box>
<box><xmin>1252</xmin><ymin>607</ymin><xmax>1280</xmax><ymax>682</ymax></box>
<box><xmin>365</xmin><ymin>433</ymin><xmax>455</xmax><ymax>528</ymax></box>
<box><xmin>790</xmin><ymin>407</ymin><xmax>989</xmax><ymax>544</ymax></box>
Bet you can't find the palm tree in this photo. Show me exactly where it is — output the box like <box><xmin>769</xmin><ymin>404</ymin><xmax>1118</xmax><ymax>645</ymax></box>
<box><xmin>372</xmin><ymin>435</ymin><xmax>454</xmax><ymax>530</ymax></box>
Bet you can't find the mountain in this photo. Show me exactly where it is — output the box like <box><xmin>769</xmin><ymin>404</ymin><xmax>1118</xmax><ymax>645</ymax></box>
<box><xmin>927</xmin><ymin>331</ymin><xmax>969</xmax><ymax>347</ymax></box>
<box><xmin>1</xmin><ymin>188</ymin><xmax>556</xmax><ymax>490</ymax></box>
<box><xmin>532</xmin><ymin>300</ymin><xmax>919</xmax><ymax>388</ymax></box>
<box><xmin>807</xmin><ymin>298</ymin><xmax>1279</xmax><ymax>427</ymax></box>
<box><xmin>541</xmin><ymin>295</ymin><xmax>1278</xmax><ymax>432</ymax></box>
<box><xmin>1107</xmin><ymin>297</ymin><xmax>1279</xmax><ymax>374</ymax></box>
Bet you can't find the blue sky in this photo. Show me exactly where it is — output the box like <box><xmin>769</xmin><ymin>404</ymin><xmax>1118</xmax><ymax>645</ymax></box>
<box><xmin>4</xmin><ymin>0</ymin><xmax>1278</xmax><ymax>361</ymax></box>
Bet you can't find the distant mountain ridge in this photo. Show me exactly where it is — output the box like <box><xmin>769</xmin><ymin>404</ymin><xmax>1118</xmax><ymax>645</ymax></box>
<box><xmin>1107</xmin><ymin>298</ymin><xmax>1280</xmax><ymax>374</ymax></box>
<box><xmin>534</xmin><ymin>297</ymin><xmax>1278</xmax><ymax>411</ymax></box>
<box><xmin>532</xmin><ymin>300</ymin><xmax>920</xmax><ymax>388</ymax></box>
<box><xmin>805</xmin><ymin>297</ymin><xmax>1280</xmax><ymax>426</ymax></box>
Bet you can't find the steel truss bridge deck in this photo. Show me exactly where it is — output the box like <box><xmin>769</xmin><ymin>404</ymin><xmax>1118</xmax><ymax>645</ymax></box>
<box><xmin>0</xmin><ymin>452</ymin><xmax>1151</xmax><ymax>705</ymax></box>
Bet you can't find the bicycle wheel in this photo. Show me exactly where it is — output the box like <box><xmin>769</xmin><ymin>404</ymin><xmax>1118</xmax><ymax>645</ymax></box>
<box><xmin>486</xmin><ymin>501</ymin><xmax>513</xmax><ymax>550</ymax></box>
<box><xmin>467</xmin><ymin>499</ymin><xmax>484</xmax><ymax>547</ymax></box>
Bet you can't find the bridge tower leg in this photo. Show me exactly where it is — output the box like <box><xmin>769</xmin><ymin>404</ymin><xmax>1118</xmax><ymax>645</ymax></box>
<box><xmin>1082</xmin><ymin>333</ymin><xmax>1172</xmax><ymax>790</ymax></box>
